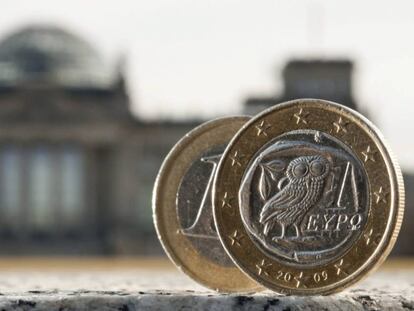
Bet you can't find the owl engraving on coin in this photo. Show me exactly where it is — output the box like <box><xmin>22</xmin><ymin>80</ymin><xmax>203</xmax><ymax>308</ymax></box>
<box><xmin>260</xmin><ymin>155</ymin><xmax>331</xmax><ymax>240</ymax></box>
<box><xmin>239</xmin><ymin>129</ymin><xmax>369</xmax><ymax>266</ymax></box>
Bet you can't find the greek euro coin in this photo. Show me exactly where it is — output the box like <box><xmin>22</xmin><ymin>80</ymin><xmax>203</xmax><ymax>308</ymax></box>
<box><xmin>213</xmin><ymin>99</ymin><xmax>404</xmax><ymax>295</ymax></box>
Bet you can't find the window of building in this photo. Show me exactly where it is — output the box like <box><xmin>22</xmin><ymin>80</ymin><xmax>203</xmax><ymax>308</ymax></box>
<box><xmin>28</xmin><ymin>146</ymin><xmax>54</xmax><ymax>230</ymax></box>
<box><xmin>0</xmin><ymin>146</ymin><xmax>22</xmax><ymax>230</ymax></box>
<box><xmin>0</xmin><ymin>144</ymin><xmax>86</xmax><ymax>235</ymax></box>
<box><xmin>61</xmin><ymin>146</ymin><xmax>85</xmax><ymax>227</ymax></box>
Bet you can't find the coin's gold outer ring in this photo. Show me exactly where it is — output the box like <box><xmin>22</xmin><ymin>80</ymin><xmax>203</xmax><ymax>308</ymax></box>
<box><xmin>213</xmin><ymin>99</ymin><xmax>404</xmax><ymax>295</ymax></box>
<box><xmin>152</xmin><ymin>116</ymin><xmax>262</xmax><ymax>293</ymax></box>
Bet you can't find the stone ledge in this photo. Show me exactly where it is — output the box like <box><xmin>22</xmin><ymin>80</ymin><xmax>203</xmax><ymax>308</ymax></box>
<box><xmin>0</xmin><ymin>266</ymin><xmax>411</xmax><ymax>310</ymax></box>
<box><xmin>0</xmin><ymin>290</ymin><xmax>412</xmax><ymax>311</ymax></box>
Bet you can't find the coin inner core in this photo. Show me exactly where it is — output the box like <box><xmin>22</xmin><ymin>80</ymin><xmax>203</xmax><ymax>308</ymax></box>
<box><xmin>177</xmin><ymin>144</ymin><xmax>234</xmax><ymax>267</ymax></box>
<box><xmin>239</xmin><ymin>129</ymin><xmax>369</xmax><ymax>267</ymax></box>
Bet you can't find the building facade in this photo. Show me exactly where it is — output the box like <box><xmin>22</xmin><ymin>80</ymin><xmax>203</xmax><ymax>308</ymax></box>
<box><xmin>0</xmin><ymin>26</ymin><xmax>198</xmax><ymax>255</ymax></box>
<box><xmin>244</xmin><ymin>60</ymin><xmax>357</xmax><ymax>115</ymax></box>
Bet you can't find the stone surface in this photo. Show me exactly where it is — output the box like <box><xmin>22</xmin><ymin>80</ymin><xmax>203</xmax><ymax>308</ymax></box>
<box><xmin>0</xmin><ymin>260</ymin><xmax>411</xmax><ymax>310</ymax></box>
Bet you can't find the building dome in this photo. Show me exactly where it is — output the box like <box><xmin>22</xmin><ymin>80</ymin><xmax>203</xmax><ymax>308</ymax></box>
<box><xmin>0</xmin><ymin>25</ymin><xmax>117</xmax><ymax>88</ymax></box>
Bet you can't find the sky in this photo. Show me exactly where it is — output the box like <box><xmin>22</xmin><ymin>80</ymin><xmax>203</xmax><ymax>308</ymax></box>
<box><xmin>0</xmin><ymin>0</ymin><xmax>413</xmax><ymax>169</ymax></box>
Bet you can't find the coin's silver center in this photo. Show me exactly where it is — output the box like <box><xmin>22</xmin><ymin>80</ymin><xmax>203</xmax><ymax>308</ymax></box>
<box><xmin>176</xmin><ymin>144</ymin><xmax>234</xmax><ymax>267</ymax></box>
<box><xmin>239</xmin><ymin>130</ymin><xmax>369</xmax><ymax>266</ymax></box>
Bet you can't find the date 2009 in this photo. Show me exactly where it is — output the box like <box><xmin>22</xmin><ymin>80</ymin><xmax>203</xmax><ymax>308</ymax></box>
<box><xmin>275</xmin><ymin>269</ymin><xmax>329</xmax><ymax>288</ymax></box>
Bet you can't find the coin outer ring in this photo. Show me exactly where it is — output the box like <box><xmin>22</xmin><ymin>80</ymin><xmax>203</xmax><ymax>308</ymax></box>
<box><xmin>152</xmin><ymin>116</ymin><xmax>262</xmax><ymax>293</ymax></box>
<box><xmin>213</xmin><ymin>99</ymin><xmax>404</xmax><ymax>295</ymax></box>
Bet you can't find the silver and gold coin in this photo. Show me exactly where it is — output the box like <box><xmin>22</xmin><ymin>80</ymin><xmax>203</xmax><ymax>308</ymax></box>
<box><xmin>153</xmin><ymin>116</ymin><xmax>261</xmax><ymax>292</ymax></box>
<box><xmin>213</xmin><ymin>99</ymin><xmax>404</xmax><ymax>295</ymax></box>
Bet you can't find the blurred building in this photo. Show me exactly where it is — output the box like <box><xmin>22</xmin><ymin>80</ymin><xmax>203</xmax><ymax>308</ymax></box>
<box><xmin>0</xmin><ymin>25</ymin><xmax>411</xmax><ymax>256</ymax></box>
<box><xmin>244</xmin><ymin>60</ymin><xmax>356</xmax><ymax>115</ymax></box>
<box><xmin>0</xmin><ymin>26</ymin><xmax>198</xmax><ymax>255</ymax></box>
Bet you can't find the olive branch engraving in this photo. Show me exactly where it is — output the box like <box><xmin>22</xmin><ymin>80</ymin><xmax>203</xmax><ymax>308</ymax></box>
<box><xmin>258</xmin><ymin>159</ymin><xmax>286</xmax><ymax>201</ymax></box>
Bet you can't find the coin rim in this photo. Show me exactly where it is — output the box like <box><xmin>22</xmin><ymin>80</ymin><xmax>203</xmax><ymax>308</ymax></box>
<box><xmin>213</xmin><ymin>98</ymin><xmax>404</xmax><ymax>295</ymax></box>
<box><xmin>152</xmin><ymin>116</ymin><xmax>262</xmax><ymax>293</ymax></box>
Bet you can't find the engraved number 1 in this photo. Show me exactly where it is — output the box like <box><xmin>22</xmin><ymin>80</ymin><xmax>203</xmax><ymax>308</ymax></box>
<box><xmin>180</xmin><ymin>154</ymin><xmax>222</xmax><ymax>239</ymax></box>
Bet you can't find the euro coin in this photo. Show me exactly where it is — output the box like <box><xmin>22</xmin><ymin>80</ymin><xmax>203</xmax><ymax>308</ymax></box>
<box><xmin>153</xmin><ymin>116</ymin><xmax>261</xmax><ymax>292</ymax></box>
<box><xmin>213</xmin><ymin>99</ymin><xmax>404</xmax><ymax>295</ymax></box>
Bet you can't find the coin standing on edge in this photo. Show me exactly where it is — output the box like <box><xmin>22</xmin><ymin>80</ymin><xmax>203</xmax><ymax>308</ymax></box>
<box><xmin>213</xmin><ymin>99</ymin><xmax>404</xmax><ymax>295</ymax></box>
<box><xmin>153</xmin><ymin>116</ymin><xmax>261</xmax><ymax>292</ymax></box>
